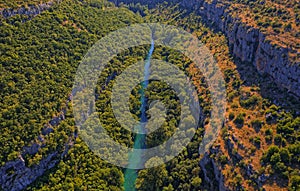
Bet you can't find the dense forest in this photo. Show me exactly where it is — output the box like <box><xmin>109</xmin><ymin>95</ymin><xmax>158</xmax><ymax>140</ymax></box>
<box><xmin>224</xmin><ymin>0</ymin><xmax>299</xmax><ymax>51</ymax></box>
<box><xmin>0</xmin><ymin>0</ymin><xmax>299</xmax><ymax>191</ymax></box>
<box><xmin>1</xmin><ymin>0</ymin><xmax>141</xmax><ymax>190</ymax></box>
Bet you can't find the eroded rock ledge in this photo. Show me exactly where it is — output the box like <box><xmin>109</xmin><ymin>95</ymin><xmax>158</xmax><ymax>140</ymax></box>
<box><xmin>0</xmin><ymin>94</ymin><xmax>73</xmax><ymax>191</ymax></box>
<box><xmin>0</xmin><ymin>0</ymin><xmax>61</xmax><ymax>19</ymax></box>
<box><xmin>196</xmin><ymin>0</ymin><xmax>300</xmax><ymax>97</ymax></box>
<box><xmin>199</xmin><ymin>152</ymin><xmax>228</xmax><ymax>191</ymax></box>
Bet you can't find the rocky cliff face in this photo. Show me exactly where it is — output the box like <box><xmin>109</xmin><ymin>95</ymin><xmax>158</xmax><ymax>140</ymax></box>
<box><xmin>0</xmin><ymin>140</ymin><xmax>73</xmax><ymax>191</ymax></box>
<box><xmin>196</xmin><ymin>0</ymin><xmax>300</xmax><ymax>97</ymax></box>
<box><xmin>0</xmin><ymin>94</ymin><xmax>73</xmax><ymax>191</ymax></box>
<box><xmin>0</xmin><ymin>142</ymin><xmax>74</xmax><ymax>191</ymax></box>
<box><xmin>0</xmin><ymin>0</ymin><xmax>61</xmax><ymax>19</ymax></box>
<box><xmin>0</xmin><ymin>152</ymin><xmax>58</xmax><ymax>191</ymax></box>
<box><xmin>199</xmin><ymin>152</ymin><xmax>228</xmax><ymax>191</ymax></box>
<box><xmin>111</xmin><ymin>0</ymin><xmax>300</xmax><ymax>97</ymax></box>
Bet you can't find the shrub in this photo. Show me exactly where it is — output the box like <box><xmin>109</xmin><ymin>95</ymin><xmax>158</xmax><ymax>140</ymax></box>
<box><xmin>266</xmin><ymin>7</ymin><xmax>275</xmax><ymax>13</ymax></box>
<box><xmin>270</xmin><ymin>153</ymin><xmax>281</xmax><ymax>165</ymax></box>
<box><xmin>221</xmin><ymin>127</ymin><xmax>229</xmax><ymax>139</ymax></box>
<box><xmin>284</xmin><ymin>23</ymin><xmax>292</xmax><ymax>31</ymax></box>
<box><xmin>232</xmin><ymin>79</ymin><xmax>241</xmax><ymax>89</ymax></box>
<box><xmin>274</xmin><ymin>134</ymin><xmax>283</xmax><ymax>145</ymax></box>
<box><xmin>234</xmin><ymin>113</ymin><xmax>245</xmax><ymax>127</ymax></box>
<box><xmin>218</xmin><ymin>155</ymin><xmax>228</xmax><ymax>165</ymax></box>
<box><xmin>262</xmin><ymin>145</ymin><xmax>280</xmax><ymax>163</ymax></box>
<box><xmin>273</xmin><ymin>28</ymin><xmax>281</xmax><ymax>33</ymax></box>
<box><xmin>289</xmin><ymin>175</ymin><xmax>300</xmax><ymax>191</ymax></box>
<box><xmin>254</xmin><ymin>15</ymin><xmax>260</xmax><ymax>20</ymax></box>
<box><xmin>231</xmin><ymin>102</ymin><xmax>239</xmax><ymax>108</ymax></box>
<box><xmin>228</xmin><ymin>91</ymin><xmax>238</xmax><ymax>102</ymax></box>
<box><xmin>274</xmin><ymin>162</ymin><xmax>287</xmax><ymax>173</ymax></box>
<box><xmin>265</xmin><ymin>128</ymin><xmax>273</xmax><ymax>136</ymax></box>
<box><xmin>250</xmin><ymin>146</ymin><xmax>257</xmax><ymax>154</ymax></box>
<box><xmin>252</xmin><ymin>136</ymin><xmax>261</xmax><ymax>147</ymax></box>
<box><xmin>265</xmin><ymin>135</ymin><xmax>272</xmax><ymax>143</ymax></box>
<box><xmin>272</xmin><ymin>21</ymin><xmax>282</xmax><ymax>28</ymax></box>
<box><xmin>262</xmin><ymin>22</ymin><xmax>270</xmax><ymax>27</ymax></box>
<box><xmin>251</xmin><ymin>119</ymin><xmax>263</xmax><ymax>131</ymax></box>
<box><xmin>240</xmin><ymin>95</ymin><xmax>259</xmax><ymax>109</ymax></box>
<box><xmin>229</xmin><ymin>112</ymin><xmax>235</xmax><ymax>120</ymax></box>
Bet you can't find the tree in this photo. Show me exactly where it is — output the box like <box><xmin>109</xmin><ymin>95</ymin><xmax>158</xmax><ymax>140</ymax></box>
<box><xmin>234</xmin><ymin>113</ymin><xmax>245</xmax><ymax>127</ymax></box>
<box><xmin>191</xmin><ymin>177</ymin><xmax>202</xmax><ymax>188</ymax></box>
<box><xmin>136</xmin><ymin>157</ymin><xmax>168</xmax><ymax>190</ymax></box>
<box><xmin>279</xmin><ymin>148</ymin><xmax>291</xmax><ymax>164</ymax></box>
<box><xmin>163</xmin><ymin>184</ymin><xmax>174</xmax><ymax>191</ymax></box>
<box><xmin>289</xmin><ymin>175</ymin><xmax>300</xmax><ymax>191</ymax></box>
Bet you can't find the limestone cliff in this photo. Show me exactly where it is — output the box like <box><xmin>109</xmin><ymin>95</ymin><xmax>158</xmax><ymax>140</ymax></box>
<box><xmin>0</xmin><ymin>0</ymin><xmax>61</xmax><ymax>19</ymax></box>
<box><xmin>0</xmin><ymin>95</ymin><xmax>73</xmax><ymax>191</ymax></box>
<box><xmin>199</xmin><ymin>152</ymin><xmax>228</xmax><ymax>191</ymax></box>
<box><xmin>196</xmin><ymin>0</ymin><xmax>300</xmax><ymax>97</ymax></box>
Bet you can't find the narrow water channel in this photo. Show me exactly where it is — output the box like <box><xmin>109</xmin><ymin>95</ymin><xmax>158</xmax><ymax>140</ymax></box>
<box><xmin>123</xmin><ymin>38</ymin><xmax>155</xmax><ymax>191</ymax></box>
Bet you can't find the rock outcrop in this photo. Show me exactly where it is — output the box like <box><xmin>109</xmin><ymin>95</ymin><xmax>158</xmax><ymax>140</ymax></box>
<box><xmin>0</xmin><ymin>0</ymin><xmax>62</xmax><ymax>19</ymax></box>
<box><xmin>111</xmin><ymin>0</ymin><xmax>300</xmax><ymax>97</ymax></box>
<box><xmin>0</xmin><ymin>152</ymin><xmax>58</xmax><ymax>191</ymax></box>
<box><xmin>196</xmin><ymin>0</ymin><xmax>300</xmax><ymax>97</ymax></box>
<box><xmin>199</xmin><ymin>152</ymin><xmax>228</xmax><ymax>191</ymax></box>
<box><xmin>0</xmin><ymin>94</ymin><xmax>73</xmax><ymax>191</ymax></box>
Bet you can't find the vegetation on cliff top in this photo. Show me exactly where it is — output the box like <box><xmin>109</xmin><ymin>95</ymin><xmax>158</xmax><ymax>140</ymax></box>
<box><xmin>221</xmin><ymin>0</ymin><xmax>299</xmax><ymax>62</ymax></box>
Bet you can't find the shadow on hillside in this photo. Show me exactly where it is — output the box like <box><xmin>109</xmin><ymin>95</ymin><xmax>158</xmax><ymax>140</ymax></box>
<box><xmin>233</xmin><ymin>57</ymin><xmax>300</xmax><ymax>114</ymax></box>
<box><xmin>265</xmin><ymin>177</ymin><xmax>289</xmax><ymax>189</ymax></box>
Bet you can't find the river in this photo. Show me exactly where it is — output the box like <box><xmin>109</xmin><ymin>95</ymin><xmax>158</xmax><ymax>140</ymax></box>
<box><xmin>123</xmin><ymin>37</ymin><xmax>155</xmax><ymax>190</ymax></box>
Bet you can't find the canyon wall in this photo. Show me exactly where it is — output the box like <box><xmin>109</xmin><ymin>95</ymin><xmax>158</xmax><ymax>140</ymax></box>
<box><xmin>111</xmin><ymin>0</ymin><xmax>300</xmax><ymax>97</ymax></box>
<box><xmin>195</xmin><ymin>0</ymin><xmax>300</xmax><ymax>97</ymax></box>
<box><xmin>199</xmin><ymin>152</ymin><xmax>228</xmax><ymax>191</ymax></box>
